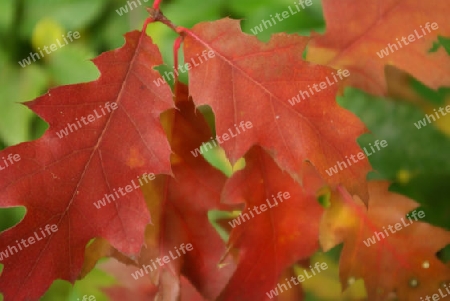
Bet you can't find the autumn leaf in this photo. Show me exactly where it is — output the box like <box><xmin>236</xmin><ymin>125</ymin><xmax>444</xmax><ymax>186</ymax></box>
<box><xmin>320</xmin><ymin>181</ymin><xmax>450</xmax><ymax>300</ymax></box>
<box><xmin>98</xmin><ymin>258</ymin><xmax>206</xmax><ymax>301</ymax></box>
<box><xmin>276</xmin><ymin>268</ymin><xmax>305</xmax><ymax>301</ymax></box>
<box><xmin>307</xmin><ymin>0</ymin><xmax>450</xmax><ymax>95</ymax></box>
<box><xmin>126</xmin><ymin>82</ymin><xmax>234</xmax><ymax>300</ymax></box>
<box><xmin>0</xmin><ymin>30</ymin><xmax>174</xmax><ymax>300</ymax></box>
<box><xmin>183</xmin><ymin>18</ymin><xmax>371</xmax><ymax>201</ymax></box>
<box><xmin>99</xmin><ymin>258</ymin><xmax>159</xmax><ymax>301</ymax></box>
<box><xmin>217</xmin><ymin>146</ymin><xmax>324</xmax><ymax>301</ymax></box>
<box><xmin>3</xmin><ymin>1</ymin><xmax>450</xmax><ymax>300</ymax></box>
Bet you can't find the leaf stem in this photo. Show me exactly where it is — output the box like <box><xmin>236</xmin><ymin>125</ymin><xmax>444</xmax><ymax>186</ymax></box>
<box><xmin>145</xmin><ymin>3</ymin><xmax>190</xmax><ymax>84</ymax></box>
<box><xmin>146</xmin><ymin>7</ymin><xmax>178</xmax><ymax>33</ymax></box>
<box><xmin>172</xmin><ymin>36</ymin><xmax>184</xmax><ymax>83</ymax></box>
<box><xmin>152</xmin><ymin>0</ymin><xmax>162</xmax><ymax>10</ymax></box>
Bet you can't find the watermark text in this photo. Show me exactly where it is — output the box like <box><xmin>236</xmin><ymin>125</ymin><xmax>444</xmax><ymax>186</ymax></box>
<box><xmin>0</xmin><ymin>224</ymin><xmax>58</xmax><ymax>261</ymax></box>
<box><xmin>325</xmin><ymin>140</ymin><xmax>388</xmax><ymax>176</ymax></box>
<box><xmin>56</xmin><ymin>102</ymin><xmax>118</xmax><ymax>139</ymax></box>
<box><xmin>131</xmin><ymin>243</ymin><xmax>193</xmax><ymax>279</ymax></box>
<box><xmin>191</xmin><ymin>121</ymin><xmax>253</xmax><ymax>158</ymax></box>
<box><xmin>228</xmin><ymin>191</ymin><xmax>290</xmax><ymax>228</ymax></box>
<box><xmin>376</xmin><ymin>22</ymin><xmax>439</xmax><ymax>58</ymax></box>
<box><xmin>18</xmin><ymin>31</ymin><xmax>80</xmax><ymax>67</ymax></box>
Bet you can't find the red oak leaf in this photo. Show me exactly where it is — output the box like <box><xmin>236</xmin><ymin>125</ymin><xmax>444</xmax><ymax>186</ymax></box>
<box><xmin>0</xmin><ymin>30</ymin><xmax>174</xmax><ymax>300</ymax></box>
<box><xmin>99</xmin><ymin>258</ymin><xmax>159</xmax><ymax>301</ymax></box>
<box><xmin>183</xmin><ymin>18</ymin><xmax>371</xmax><ymax>201</ymax></box>
<box><xmin>98</xmin><ymin>258</ymin><xmax>206</xmax><ymax>301</ymax></box>
<box><xmin>307</xmin><ymin>0</ymin><xmax>450</xmax><ymax>95</ymax></box>
<box><xmin>320</xmin><ymin>182</ymin><xmax>450</xmax><ymax>300</ymax></box>
<box><xmin>217</xmin><ymin>146</ymin><xmax>324</xmax><ymax>301</ymax></box>
<box><xmin>135</xmin><ymin>82</ymin><xmax>235</xmax><ymax>300</ymax></box>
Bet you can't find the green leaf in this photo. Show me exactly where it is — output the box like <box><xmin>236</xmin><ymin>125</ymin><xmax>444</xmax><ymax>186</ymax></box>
<box><xmin>0</xmin><ymin>64</ymin><xmax>48</xmax><ymax>145</ymax></box>
<box><xmin>47</xmin><ymin>44</ymin><xmax>99</xmax><ymax>85</ymax></box>
<box><xmin>390</xmin><ymin>174</ymin><xmax>450</xmax><ymax>230</ymax></box>
<box><xmin>338</xmin><ymin>88</ymin><xmax>450</xmax><ymax>180</ymax></box>
<box><xmin>429</xmin><ymin>35</ymin><xmax>450</xmax><ymax>55</ymax></box>
<box><xmin>20</xmin><ymin>0</ymin><xmax>108</xmax><ymax>39</ymax></box>
<box><xmin>339</xmin><ymin>88</ymin><xmax>450</xmax><ymax>230</ymax></box>
<box><xmin>0</xmin><ymin>0</ymin><xmax>15</xmax><ymax>35</ymax></box>
<box><xmin>228</xmin><ymin>0</ymin><xmax>324</xmax><ymax>41</ymax></box>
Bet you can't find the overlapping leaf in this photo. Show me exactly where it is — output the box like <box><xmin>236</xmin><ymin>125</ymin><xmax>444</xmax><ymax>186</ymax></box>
<box><xmin>80</xmin><ymin>83</ymin><xmax>239</xmax><ymax>300</ymax></box>
<box><xmin>184</xmin><ymin>18</ymin><xmax>371</xmax><ymax>200</ymax></box>
<box><xmin>308</xmin><ymin>0</ymin><xmax>450</xmax><ymax>95</ymax></box>
<box><xmin>0</xmin><ymin>30</ymin><xmax>174</xmax><ymax>300</ymax></box>
<box><xmin>98</xmin><ymin>258</ymin><xmax>206</xmax><ymax>301</ymax></box>
<box><xmin>217</xmin><ymin>146</ymin><xmax>324</xmax><ymax>301</ymax></box>
<box><xmin>320</xmin><ymin>181</ymin><xmax>450</xmax><ymax>300</ymax></box>
<box><xmin>2</xmin><ymin>1</ymin><xmax>449</xmax><ymax>300</ymax></box>
<box><xmin>82</xmin><ymin>83</ymin><xmax>235</xmax><ymax>300</ymax></box>
<box><xmin>135</xmin><ymin>83</ymin><xmax>235</xmax><ymax>300</ymax></box>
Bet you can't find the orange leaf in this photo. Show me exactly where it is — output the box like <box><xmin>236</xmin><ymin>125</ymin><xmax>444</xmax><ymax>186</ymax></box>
<box><xmin>321</xmin><ymin>181</ymin><xmax>450</xmax><ymax>300</ymax></box>
<box><xmin>218</xmin><ymin>146</ymin><xmax>324</xmax><ymax>301</ymax></box>
<box><xmin>134</xmin><ymin>82</ymin><xmax>235</xmax><ymax>300</ymax></box>
<box><xmin>0</xmin><ymin>30</ymin><xmax>174</xmax><ymax>300</ymax></box>
<box><xmin>308</xmin><ymin>0</ymin><xmax>450</xmax><ymax>95</ymax></box>
<box><xmin>184</xmin><ymin>18</ymin><xmax>371</xmax><ymax>200</ymax></box>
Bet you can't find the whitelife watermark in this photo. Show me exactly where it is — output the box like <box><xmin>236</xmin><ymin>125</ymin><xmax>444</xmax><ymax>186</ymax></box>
<box><xmin>153</xmin><ymin>50</ymin><xmax>215</xmax><ymax>87</ymax></box>
<box><xmin>363</xmin><ymin>210</ymin><xmax>425</xmax><ymax>247</ymax></box>
<box><xmin>131</xmin><ymin>243</ymin><xmax>193</xmax><ymax>280</ymax></box>
<box><xmin>93</xmin><ymin>173</ymin><xmax>156</xmax><ymax>209</ymax></box>
<box><xmin>0</xmin><ymin>153</ymin><xmax>21</xmax><ymax>171</ymax></box>
<box><xmin>250</xmin><ymin>0</ymin><xmax>313</xmax><ymax>35</ymax></box>
<box><xmin>190</xmin><ymin>121</ymin><xmax>253</xmax><ymax>158</ymax></box>
<box><xmin>77</xmin><ymin>296</ymin><xmax>96</xmax><ymax>301</ymax></box>
<box><xmin>116</xmin><ymin>0</ymin><xmax>150</xmax><ymax>16</ymax></box>
<box><xmin>56</xmin><ymin>102</ymin><xmax>118</xmax><ymax>139</ymax></box>
<box><xmin>414</xmin><ymin>104</ymin><xmax>450</xmax><ymax>129</ymax></box>
<box><xmin>376</xmin><ymin>22</ymin><xmax>439</xmax><ymax>58</ymax></box>
<box><xmin>18</xmin><ymin>31</ymin><xmax>80</xmax><ymax>68</ymax></box>
<box><xmin>420</xmin><ymin>282</ymin><xmax>450</xmax><ymax>301</ymax></box>
<box><xmin>288</xmin><ymin>69</ymin><xmax>350</xmax><ymax>106</ymax></box>
<box><xmin>0</xmin><ymin>224</ymin><xmax>59</xmax><ymax>261</ymax></box>
<box><xmin>228</xmin><ymin>191</ymin><xmax>291</xmax><ymax>228</ymax></box>
<box><xmin>325</xmin><ymin>140</ymin><xmax>388</xmax><ymax>176</ymax></box>
<box><xmin>266</xmin><ymin>262</ymin><xmax>328</xmax><ymax>298</ymax></box>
